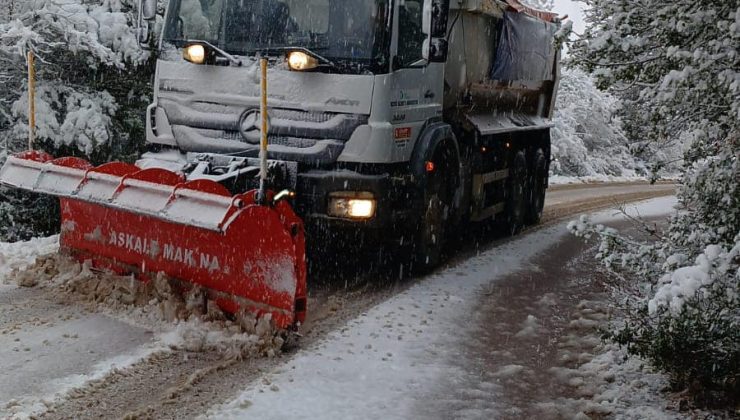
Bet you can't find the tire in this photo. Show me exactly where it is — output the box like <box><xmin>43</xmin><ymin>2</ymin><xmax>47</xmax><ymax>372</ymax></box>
<box><xmin>504</xmin><ymin>151</ymin><xmax>527</xmax><ymax>235</ymax></box>
<box><xmin>411</xmin><ymin>154</ymin><xmax>453</xmax><ymax>274</ymax></box>
<box><xmin>526</xmin><ymin>148</ymin><xmax>547</xmax><ymax>225</ymax></box>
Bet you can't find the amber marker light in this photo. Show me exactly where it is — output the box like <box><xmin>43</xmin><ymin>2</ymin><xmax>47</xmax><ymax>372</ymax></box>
<box><xmin>183</xmin><ymin>44</ymin><xmax>206</xmax><ymax>64</ymax></box>
<box><xmin>287</xmin><ymin>51</ymin><xmax>318</xmax><ymax>71</ymax></box>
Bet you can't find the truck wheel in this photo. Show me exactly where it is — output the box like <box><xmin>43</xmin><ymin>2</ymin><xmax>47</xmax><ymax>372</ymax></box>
<box><xmin>412</xmin><ymin>160</ymin><xmax>451</xmax><ymax>273</ymax></box>
<box><xmin>526</xmin><ymin>148</ymin><xmax>547</xmax><ymax>225</ymax></box>
<box><xmin>505</xmin><ymin>151</ymin><xmax>527</xmax><ymax>235</ymax></box>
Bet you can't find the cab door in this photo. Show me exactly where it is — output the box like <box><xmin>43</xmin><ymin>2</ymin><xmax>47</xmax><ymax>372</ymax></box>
<box><xmin>389</xmin><ymin>0</ymin><xmax>445</xmax><ymax>162</ymax></box>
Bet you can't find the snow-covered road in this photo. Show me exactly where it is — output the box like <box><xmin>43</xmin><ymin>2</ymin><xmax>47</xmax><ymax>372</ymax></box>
<box><xmin>0</xmin><ymin>289</ymin><xmax>155</xmax><ymax>415</ymax></box>
<box><xmin>0</xmin><ymin>273</ymin><xmax>159</xmax><ymax>418</ymax></box>
<box><xmin>206</xmin><ymin>196</ymin><xmax>679</xmax><ymax>419</ymax></box>
<box><xmin>0</xmin><ymin>182</ymin><xmax>677</xmax><ymax>419</ymax></box>
<box><xmin>209</xmin><ymin>219</ymin><xmax>566</xmax><ymax>419</ymax></box>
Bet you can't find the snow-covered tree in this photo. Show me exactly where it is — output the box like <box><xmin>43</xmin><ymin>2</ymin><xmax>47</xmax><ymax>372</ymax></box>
<box><xmin>0</xmin><ymin>0</ymin><xmax>17</xmax><ymax>23</ymax></box>
<box><xmin>0</xmin><ymin>0</ymin><xmax>150</xmax><ymax>155</ymax></box>
<box><xmin>572</xmin><ymin>1</ymin><xmax>738</xmax><ymax>162</ymax></box>
<box><xmin>0</xmin><ymin>0</ymin><xmax>155</xmax><ymax>240</ymax></box>
<box><xmin>551</xmin><ymin>67</ymin><xmax>646</xmax><ymax>178</ymax></box>
<box><xmin>569</xmin><ymin>0</ymin><xmax>739</xmax><ymax>405</ymax></box>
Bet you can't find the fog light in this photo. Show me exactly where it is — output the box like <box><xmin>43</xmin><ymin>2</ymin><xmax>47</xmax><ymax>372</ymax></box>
<box><xmin>328</xmin><ymin>192</ymin><xmax>376</xmax><ymax>219</ymax></box>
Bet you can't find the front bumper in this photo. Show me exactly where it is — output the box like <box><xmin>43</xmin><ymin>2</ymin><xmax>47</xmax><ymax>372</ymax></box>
<box><xmin>295</xmin><ymin>169</ymin><xmax>415</xmax><ymax>231</ymax></box>
<box><xmin>136</xmin><ymin>150</ymin><xmax>416</xmax><ymax>236</ymax></box>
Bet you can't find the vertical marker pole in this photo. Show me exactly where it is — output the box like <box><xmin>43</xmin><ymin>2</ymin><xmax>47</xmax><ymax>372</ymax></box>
<box><xmin>259</xmin><ymin>57</ymin><xmax>268</xmax><ymax>204</ymax></box>
<box><xmin>27</xmin><ymin>51</ymin><xmax>35</xmax><ymax>150</ymax></box>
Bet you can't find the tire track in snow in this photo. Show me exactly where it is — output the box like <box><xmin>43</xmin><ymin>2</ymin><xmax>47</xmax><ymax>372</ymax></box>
<box><xmin>0</xmin><ymin>284</ymin><xmax>156</xmax><ymax>419</ymax></box>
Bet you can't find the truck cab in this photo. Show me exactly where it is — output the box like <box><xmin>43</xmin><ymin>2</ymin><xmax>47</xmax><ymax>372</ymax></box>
<box><xmin>138</xmin><ymin>0</ymin><xmax>561</xmax><ymax>270</ymax></box>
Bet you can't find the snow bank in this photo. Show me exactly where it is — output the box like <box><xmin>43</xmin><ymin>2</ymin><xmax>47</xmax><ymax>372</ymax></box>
<box><xmin>542</xmin><ymin>298</ymin><xmax>678</xmax><ymax>419</ymax></box>
<box><xmin>551</xmin><ymin>174</ymin><xmax>647</xmax><ymax>185</ymax></box>
<box><xmin>0</xmin><ymin>236</ymin><xmax>58</xmax><ymax>280</ymax></box>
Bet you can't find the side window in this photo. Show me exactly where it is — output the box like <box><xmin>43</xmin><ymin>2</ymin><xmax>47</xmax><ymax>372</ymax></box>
<box><xmin>397</xmin><ymin>0</ymin><xmax>425</xmax><ymax>66</ymax></box>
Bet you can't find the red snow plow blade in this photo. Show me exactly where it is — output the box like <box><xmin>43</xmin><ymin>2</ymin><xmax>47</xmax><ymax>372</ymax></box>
<box><xmin>0</xmin><ymin>151</ymin><xmax>306</xmax><ymax>330</ymax></box>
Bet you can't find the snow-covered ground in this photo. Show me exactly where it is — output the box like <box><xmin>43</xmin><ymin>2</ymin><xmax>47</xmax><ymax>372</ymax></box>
<box><xmin>0</xmin><ymin>256</ymin><xmax>162</xmax><ymax>418</ymax></box>
<box><xmin>0</xmin><ymin>194</ymin><xmax>684</xmax><ymax>419</ymax></box>
<box><xmin>206</xmin><ymin>196</ymin><xmax>683</xmax><ymax>419</ymax></box>
<box><xmin>550</xmin><ymin>174</ymin><xmax>647</xmax><ymax>185</ymax></box>
<box><xmin>210</xmin><ymin>223</ymin><xmax>565</xmax><ymax>419</ymax></box>
<box><xmin>550</xmin><ymin>174</ymin><xmax>680</xmax><ymax>185</ymax></box>
<box><xmin>0</xmin><ymin>242</ymin><xmax>279</xmax><ymax>419</ymax></box>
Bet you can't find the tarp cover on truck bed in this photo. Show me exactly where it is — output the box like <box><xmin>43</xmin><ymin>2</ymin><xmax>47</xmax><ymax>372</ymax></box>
<box><xmin>491</xmin><ymin>11</ymin><xmax>558</xmax><ymax>81</ymax></box>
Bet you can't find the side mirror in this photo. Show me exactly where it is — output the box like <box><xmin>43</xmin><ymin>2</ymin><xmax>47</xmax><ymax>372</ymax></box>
<box><xmin>137</xmin><ymin>0</ymin><xmax>157</xmax><ymax>49</ymax></box>
<box><xmin>422</xmin><ymin>0</ymin><xmax>449</xmax><ymax>63</ymax></box>
<box><xmin>137</xmin><ymin>26</ymin><xmax>150</xmax><ymax>46</ymax></box>
<box><xmin>141</xmin><ymin>0</ymin><xmax>157</xmax><ymax>21</ymax></box>
<box><xmin>422</xmin><ymin>38</ymin><xmax>448</xmax><ymax>63</ymax></box>
<box><xmin>422</xmin><ymin>0</ymin><xmax>450</xmax><ymax>38</ymax></box>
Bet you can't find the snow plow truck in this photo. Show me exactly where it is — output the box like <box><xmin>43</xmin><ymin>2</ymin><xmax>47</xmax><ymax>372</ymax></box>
<box><xmin>0</xmin><ymin>0</ymin><xmax>561</xmax><ymax>331</ymax></box>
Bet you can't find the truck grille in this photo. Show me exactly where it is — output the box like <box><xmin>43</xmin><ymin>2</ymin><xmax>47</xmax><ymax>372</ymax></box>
<box><xmin>271</xmin><ymin>109</ymin><xmax>336</xmax><ymax>124</ymax></box>
<box><xmin>163</xmin><ymin>99</ymin><xmax>367</xmax><ymax>143</ymax></box>
<box><xmin>212</xmin><ymin>130</ymin><xmax>318</xmax><ymax>148</ymax></box>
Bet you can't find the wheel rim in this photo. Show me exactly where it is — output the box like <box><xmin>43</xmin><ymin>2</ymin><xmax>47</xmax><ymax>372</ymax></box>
<box><xmin>508</xmin><ymin>154</ymin><xmax>527</xmax><ymax>234</ymax></box>
<box><xmin>420</xmin><ymin>193</ymin><xmax>444</xmax><ymax>263</ymax></box>
<box><xmin>511</xmin><ymin>181</ymin><xmax>525</xmax><ymax>233</ymax></box>
<box><xmin>530</xmin><ymin>153</ymin><xmax>546</xmax><ymax>221</ymax></box>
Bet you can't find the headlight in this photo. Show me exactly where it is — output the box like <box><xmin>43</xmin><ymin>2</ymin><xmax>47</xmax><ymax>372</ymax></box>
<box><xmin>328</xmin><ymin>192</ymin><xmax>376</xmax><ymax>219</ymax></box>
<box><xmin>287</xmin><ymin>51</ymin><xmax>318</xmax><ymax>71</ymax></box>
<box><xmin>183</xmin><ymin>44</ymin><xmax>207</xmax><ymax>64</ymax></box>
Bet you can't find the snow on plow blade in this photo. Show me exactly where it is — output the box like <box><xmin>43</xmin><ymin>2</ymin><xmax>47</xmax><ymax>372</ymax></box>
<box><xmin>0</xmin><ymin>151</ymin><xmax>306</xmax><ymax>329</ymax></box>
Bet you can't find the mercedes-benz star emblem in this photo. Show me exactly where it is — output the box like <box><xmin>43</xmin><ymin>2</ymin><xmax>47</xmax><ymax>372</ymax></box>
<box><xmin>238</xmin><ymin>108</ymin><xmax>270</xmax><ymax>144</ymax></box>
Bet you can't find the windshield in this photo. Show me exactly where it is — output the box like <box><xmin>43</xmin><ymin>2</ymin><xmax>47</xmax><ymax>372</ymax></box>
<box><xmin>163</xmin><ymin>0</ymin><xmax>392</xmax><ymax>73</ymax></box>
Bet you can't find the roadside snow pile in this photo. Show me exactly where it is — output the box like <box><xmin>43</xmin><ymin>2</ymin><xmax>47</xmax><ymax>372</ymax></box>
<box><xmin>8</xmin><ymin>254</ymin><xmax>285</xmax><ymax>359</ymax></box>
<box><xmin>0</xmin><ymin>236</ymin><xmax>58</xmax><ymax>280</ymax></box>
<box><xmin>549</xmin><ymin>174</ymin><xmax>649</xmax><ymax>185</ymax></box>
<box><xmin>0</xmin><ymin>251</ymin><xmax>281</xmax><ymax>420</ymax></box>
<box><xmin>160</xmin><ymin>316</ymin><xmax>282</xmax><ymax>358</ymax></box>
<box><xmin>542</xmin><ymin>299</ymin><xmax>678</xmax><ymax>419</ymax></box>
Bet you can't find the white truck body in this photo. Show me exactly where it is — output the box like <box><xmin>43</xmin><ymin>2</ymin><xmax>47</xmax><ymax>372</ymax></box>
<box><xmin>139</xmin><ymin>0</ymin><xmax>561</xmax><ymax>254</ymax></box>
